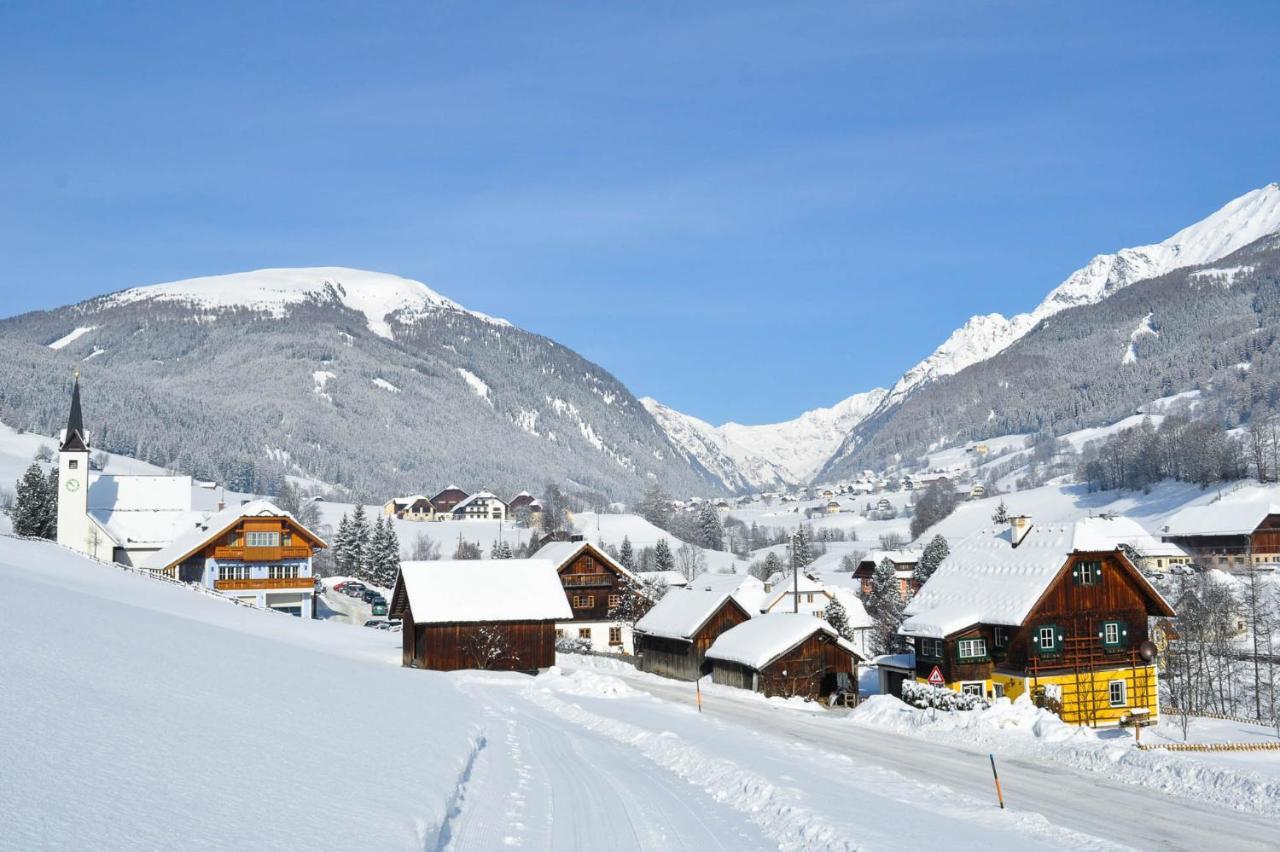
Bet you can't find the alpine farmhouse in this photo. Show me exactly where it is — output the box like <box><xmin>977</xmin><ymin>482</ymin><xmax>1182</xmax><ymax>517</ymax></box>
<box><xmin>899</xmin><ymin>516</ymin><xmax>1175</xmax><ymax>727</ymax></box>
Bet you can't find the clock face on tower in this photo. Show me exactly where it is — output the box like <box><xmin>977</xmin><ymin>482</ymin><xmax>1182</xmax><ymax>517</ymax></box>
<box><xmin>65</xmin><ymin>478</ymin><xmax>81</xmax><ymax>492</ymax></box>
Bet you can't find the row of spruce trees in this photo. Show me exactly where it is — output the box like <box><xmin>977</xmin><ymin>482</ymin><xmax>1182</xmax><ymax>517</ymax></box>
<box><xmin>331</xmin><ymin>505</ymin><xmax>402</xmax><ymax>588</ymax></box>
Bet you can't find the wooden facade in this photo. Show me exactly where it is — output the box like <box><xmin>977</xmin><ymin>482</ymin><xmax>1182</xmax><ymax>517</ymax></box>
<box><xmin>636</xmin><ymin>598</ymin><xmax>752</xmax><ymax>681</ymax></box>
<box><xmin>557</xmin><ymin>543</ymin><xmax>642</xmax><ymax>626</ymax></box>
<box><xmin>430</xmin><ymin>488</ymin><xmax>469</xmax><ymax>514</ymax></box>
<box><xmin>393</xmin><ymin>597</ymin><xmax>557</xmax><ymax>673</ymax></box>
<box><xmin>710</xmin><ymin>629</ymin><xmax>858</xmax><ymax>701</ymax></box>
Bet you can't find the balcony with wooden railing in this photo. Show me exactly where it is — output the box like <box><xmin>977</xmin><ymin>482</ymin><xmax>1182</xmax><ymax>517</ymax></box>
<box><xmin>211</xmin><ymin>545</ymin><xmax>312</xmax><ymax>562</ymax></box>
<box><xmin>561</xmin><ymin>573</ymin><xmax>613</xmax><ymax>588</ymax></box>
<box><xmin>214</xmin><ymin>576</ymin><xmax>315</xmax><ymax>591</ymax></box>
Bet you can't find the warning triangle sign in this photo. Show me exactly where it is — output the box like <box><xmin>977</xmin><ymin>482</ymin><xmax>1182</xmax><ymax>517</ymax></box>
<box><xmin>927</xmin><ymin>665</ymin><xmax>945</xmax><ymax>686</ymax></box>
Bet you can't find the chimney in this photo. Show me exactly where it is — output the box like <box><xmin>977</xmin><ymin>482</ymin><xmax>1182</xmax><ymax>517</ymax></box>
<box><xmin>1010</xmin><ymin>515</ymin><xmax>1031</xmax><ymax>547</ymax></box>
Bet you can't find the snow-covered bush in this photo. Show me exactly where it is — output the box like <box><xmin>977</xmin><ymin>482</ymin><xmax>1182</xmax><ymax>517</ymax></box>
<box><xmin>901</xmin><ymin>680</ymin><xmax>990</xmax><ymax>711</ymax></box>
<box><xmin>556</xmin><ymin>636</ymin><xmax>593</xmax><ymax>654</ymax></box>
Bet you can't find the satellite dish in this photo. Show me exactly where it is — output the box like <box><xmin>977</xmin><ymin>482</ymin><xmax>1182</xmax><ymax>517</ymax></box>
<box><xmin>1139</xmin><ymin>640</ymin><xmax>1157</xmax><ymax>661</ymax></box>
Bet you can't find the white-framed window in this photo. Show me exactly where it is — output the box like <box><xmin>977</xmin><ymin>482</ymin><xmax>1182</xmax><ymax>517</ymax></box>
<box><xmin>219</xmin><ymin>564</ymin><xmax>250</xmax><ymax>581</ymax></box>
<box><xmin>918</xmin><ymin>638</ymin><xmax>943</xmax><ymax>659</ymax></box>
<box><xmin>993</xmin><ymin>626</ymin><xmax>1009</xmax><ymax>649</ymax></box>
<box><xmin>1102</xmin><ymin>622</ymin><xmax>1121</xmax><ymax>646</ymax></box>
<box><xmin>957</xmin><ymin>638</ymin><xmax>987</xmax><ymax>660</ymax></box>
<box><xmin>268</xmin><ymin>565</ymin><xmax>299</xmax><ymax>579</ymax></box>
<box><xmin>960</xmin><ymin>682</ymin><xmax>984</xmax><ymax>696</ymax></box>
<box><xmin>1109</xmin><ymin>679</ymin><xmax>1127</xmax><ymax>707</ymax></box>
<box><xmin>246</xmin><ymin>531</ymin><xmax>280</xmax><ymax>548</ymax></box>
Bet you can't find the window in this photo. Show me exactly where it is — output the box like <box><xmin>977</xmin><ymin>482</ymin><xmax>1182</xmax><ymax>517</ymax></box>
<box><xmin>993</xmin><ymin>627</ymin><xmax>1009</xmax><ymax>649</ymax></box>
<box><xmin>578</xmin><ymin>628</ymin><xmax>592</xmax><ymax>640</ymax></box>
<box><xmin>572</xmin><ymin>595</ymin><xmax>595</xmax><ymax>608</ymax></box>
<box><xmin>917</xmin><ymin>638</ymin><xmax>942</xmax><ymax>659</ymax></box>
<box><xmin>1035</xmin><ymin>624</ymin><xmax>1061</xmax><ymax>654</ymax></box>
<box><xmin>1101</xmin><ymin>621</ymin><xmax>1124</xmax><ymax>648</ymax></box>
<box><xmin>805</xmin><ymin>593</ymin><xmax>815</xmax><ymax>604</ymax></box>
<box><xmin>268</xmin><ymin>565</ymin><xmax>299</xmax><ymax>579</ymax></box>
<box><xmin>993</xmin><ymin>683</ymin><xmax>1006</xmax><ymax>699</ymax></box>
<box><xmin>607</xmin><ymin>594</ymin><xmax>621</xmax><ymax>610</ymax></box>
<box><xmin>220</xmin><ymin>564</ymin><xmax>250</xmax><ymax>581</ymax></box>
<box><xmin>582</xmin><ymin>556</ymin><xmax>595</xmax><ymax>571</ymax></box>
<box><xmin>246</xmin><ymin>531</ymin><xmax>280</xmax><ymax>548</ymax></box>
<box><xmin>68</xmin><ymin>459</ymin><xmax>79</xmax><ymax>470</ymax></box>
<box><xmin>961</xmin><ymin>682</ymin><xmax>984</xmax><ymax>696</ymax></box>
<box><xmin>1074</xmin><ymin>560</ymin><xmax>1102</xmax><ymax>586</ymax></box>
<box><xmin>1109</xmin><ymin>679</ymin><xmax>1127</xmax><ymax>707</ymax></box>
<box><xmin>957</xmin><ymin>638</ymin><xmax>987</xmax><ymax>660</ymax></box>
<box><xmin>555</xmin><ymin>629</ymin><xmax>565</xmax><ymax>639</ymax></box>
<box><xmin>608</xmin><ymin>626</ymin><xmax>622</xmax><ymax>646</ymax></box>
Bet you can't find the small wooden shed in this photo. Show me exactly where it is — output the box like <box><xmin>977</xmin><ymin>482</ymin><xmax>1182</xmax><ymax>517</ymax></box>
<box><xmin>389</xmin><ymin>558</ymin><xmax>572</xmax><ymax>673</ymax></box>
<box><xmin>634</xmin><ymin>580</ymin><xmax>754</xmax><ymax>681</ymax></box>
<box><xmin>705</xmin><ymin>613</ymin><xmax>862</xmax><ymax>701</ymax></box>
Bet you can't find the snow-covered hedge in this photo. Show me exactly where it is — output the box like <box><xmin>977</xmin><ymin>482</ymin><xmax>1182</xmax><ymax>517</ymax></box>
<box><xmin>556</xmin><ymin>636</ymin><xmax>593</xmax><ymax>654</ymax></box>
<box><xmin>901</xmin><ymin>679</ymin><xmax>990</xmax><ymax>711</ymax></box>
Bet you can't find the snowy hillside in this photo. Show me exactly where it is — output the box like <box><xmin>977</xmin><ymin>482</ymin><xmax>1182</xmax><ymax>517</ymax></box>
<box><xmin>644</xmin><ymin>389</ymin><xmax>887</xmax><ymax>489</ymax></box>
<box><xmin>882</xmin><ymin>182</ymin><xmax>1280</xmax><ymax>407</ymax></box>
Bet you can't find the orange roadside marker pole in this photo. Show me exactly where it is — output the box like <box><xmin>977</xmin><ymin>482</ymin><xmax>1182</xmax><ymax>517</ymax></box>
<box><xmin>989</xmin><ymin>754</ymin><xmax>1005</xmax><ymax>809</ymax></box>
<box><xmin>696</xmin><ymin>679</ymin><xmax>703</xmax><ymax>713</ymax></box>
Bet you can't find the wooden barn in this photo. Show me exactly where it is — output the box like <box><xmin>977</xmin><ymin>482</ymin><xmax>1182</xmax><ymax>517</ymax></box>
<box><xmin>705</xmin><ymin>613</ymin><xmax>862</xmax><ymax>701</ymax></box>
<box><xmin>389</xmin><ymin>558</ymin><xmax>572</xmax><ymax>673</ymax></box>
<box><xmin>633</xmin><ymin>576</ymin><xmax>756</xmax><ymax>681</ymax></box>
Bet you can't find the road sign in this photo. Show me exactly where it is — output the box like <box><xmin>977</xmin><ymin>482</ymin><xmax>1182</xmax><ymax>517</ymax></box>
<box><xmin>927</xmin><ymin>666</ymin><xmax>945</xmax><ymax>687</ymax></box>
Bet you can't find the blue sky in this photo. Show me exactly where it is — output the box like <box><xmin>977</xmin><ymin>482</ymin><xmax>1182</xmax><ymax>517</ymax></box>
<box><xmin>2</xmin><ymin>2</ymin><xmax>1278</xmax><ymax>424</ymax></box>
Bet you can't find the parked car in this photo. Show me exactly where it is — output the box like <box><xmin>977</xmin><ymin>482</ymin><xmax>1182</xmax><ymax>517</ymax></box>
<box><xmin>362</xmin><ymin>619</ymin><xmax>384</xmax><ymax>629</ymax></box>
<box><xmin>361</xmin><ymin>589</ymin><xmax>381</xmax><ymax>603</ymax></box>
<box><xmin>344</xmin><ymin>584</ymin><xmax>367</xmax><ymax>597</ymax></box>
<box><xmin>371</xmin><ymin>601</ymin><xmax>388</xmax><ymax>617</ymax></box>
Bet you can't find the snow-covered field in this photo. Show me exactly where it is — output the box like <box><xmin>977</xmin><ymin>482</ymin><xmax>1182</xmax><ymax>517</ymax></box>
<box><xmin>5</xmin><ymin>535</ymin><xmax>1280</xmax><ymax>849</ymax></box>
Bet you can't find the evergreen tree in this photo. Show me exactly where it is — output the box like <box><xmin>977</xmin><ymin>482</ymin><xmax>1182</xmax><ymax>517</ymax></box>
<box><xmin>640</xmin><ymin>483</ymin><xmax>672</xmax><ymax>530</ymax></box>
<box><xmin>914</xmin><ymin>534</ymin><xmax>950</xmax><ymax>586</ymax></box>
<box><xmin>695</xmin><ymin>502</ymin><xmax>724</xmax><ymax>551</ymax></box>
<box><xmin>12</xmin><ymin>462</ymin><xmax>54</xmax><ymax>539</ymax></box>
<box><xmin>653</xmin><ymin>537</ymin><xmax>675</xmax><ymax>572</ymax></box>
<box><xmin>763</xmin><ymin>550</ymin><xmax>782</xmax><ymax>578</ymax></box>
<box><xmin>910</xmin><ymin>478</ymin><xmax>959</xmax><ymax>540</ymax></box>
<box><xmin>991</xmin><ymin>499</ymin><xmax>1010</xmax><ymax>525</ymax></box>
<box><xmin>790</xmin><ymin>525</ymin><xmax>813</xmax><ymax>574</ymax></box>
<box><xmin>865</xmin><ymin>557</ymin><xmax>906</xmax><ymax>655</ymax></box>
<box><xmin>372</xmin><ymin>517</ymin><xmax>401</xmax><ymax>587</ymax></box>
<box><xmin>824</xmin><ymin>596</ymin><xmax>854</xmax><ymax>640</ymax></box>
<box><xmin>41</xmin><ymin>466</ymin><xmax>59</xmax><ymax>540</ymax></box>
<box><xmin>618</xmin><ymin>535</ymin><xmax>634</xmax><ymax>570</ymax></box>
<box><xmin>349</xmin><ymin>505</ymin><xmax>371</xmax><ymax>580</ymax></box>
<box><xmin>333</xmin><ymin>514</ymin><xmax>353</xmax><ymax>575</ymax></box>
<box><xmin>490</xmin><ymin>540</ymin><xmax>514</xmax><ymax>559</ymax></box>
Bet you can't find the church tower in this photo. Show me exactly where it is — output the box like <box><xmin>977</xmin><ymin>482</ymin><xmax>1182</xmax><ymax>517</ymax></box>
<box><xmin>56</xmin><ymin>372</ymin><xmax>92</xmax><ymax>555</ymax></box>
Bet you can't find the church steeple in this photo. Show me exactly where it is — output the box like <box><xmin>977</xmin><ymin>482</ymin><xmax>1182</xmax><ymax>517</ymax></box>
<box><xmin>60</xmin><ymin>371</ymin><xmax>89</xmax><ymax>452</ymax></box>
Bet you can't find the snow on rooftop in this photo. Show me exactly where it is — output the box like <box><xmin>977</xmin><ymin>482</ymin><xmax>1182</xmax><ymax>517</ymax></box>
<box><xmin>103</xmin><ymin>267</ymin><xmax>510</xmax><ymax>340</ymax></box>
<box><xmin>1162</xmin><ymin>501</ymin><xmax>1278</xmax><ymax>537</ymax></box>
<box><xmin>531</xmin><ymin>539</ymin><xmax>635</xmax><ymax>580</ymax></box>
<box><xmin>901</xmin><ymin>517</ymin><xmax>1171</xmax><ymax>639</ymax></box>
<box><xmin>88</xmin><ymin>474</ymin><xmax>192</xmax><ymax>512</ymax></box>
<box><xmin>398</xmin><ymin>559</ymin><xmax>571</xmax><ymax>623</ymax></box>
<box><xmin>705</xmin><ymin>613</ymin><xmax>858</xmax><ymax>670</ymax></box>
<box><xmin>636</xmin><ymin>584</ymin><xmax>742</xmax><ymax>641</ymax></box>
<box><xmin>141</xmin><ymin>500</ymin><xmax>307</xmax><ymax>570</ymax></box>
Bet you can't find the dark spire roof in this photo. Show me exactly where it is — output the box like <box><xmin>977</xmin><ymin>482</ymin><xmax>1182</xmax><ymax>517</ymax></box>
<box><xmin>61</xmin><ymin>372</ymin><xmax>89</xmax><ymax>452</ymax></box>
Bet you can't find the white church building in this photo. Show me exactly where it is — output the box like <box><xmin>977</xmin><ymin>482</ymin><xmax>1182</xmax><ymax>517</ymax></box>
<box><xmin>56</xmin><ymin>375</ymin><xmax>326</xmax><ymax>617</ymax></box>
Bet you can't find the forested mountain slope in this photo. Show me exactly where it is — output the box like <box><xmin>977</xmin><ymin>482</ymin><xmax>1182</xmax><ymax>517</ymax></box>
<box><xmin>0</xmin><ymin>268</ymin><xmax>719</xmax><ymax>500</ymax></box>
<box><xmin>823</xmin><ymin>233</ymin><xmax>1280</xmax><ymax>475</ymax></box>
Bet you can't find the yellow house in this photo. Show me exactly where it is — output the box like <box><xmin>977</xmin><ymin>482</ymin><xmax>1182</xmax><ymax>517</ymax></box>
<box><xmin>900</xmin><ymin>515</ymin><xmax>1175</xmax><ymax>727</ymax></box>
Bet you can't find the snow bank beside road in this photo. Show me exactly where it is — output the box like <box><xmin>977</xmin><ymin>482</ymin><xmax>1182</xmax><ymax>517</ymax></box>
<box><xmin>851</xmin><ymin>695</ymin><xmax>1280</xmax><ymax>817</ymax></box>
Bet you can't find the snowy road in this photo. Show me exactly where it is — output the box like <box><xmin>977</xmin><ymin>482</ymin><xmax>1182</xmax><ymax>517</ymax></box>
<box><xmin>572</xmin><ymin>663</ymin><xmax>1280</xmax><ymax>851</ymax></box>
<box><xmin>448</xmin><ymin>671</ymin><xmax>1125</xmax><ymax>851</ymax></box>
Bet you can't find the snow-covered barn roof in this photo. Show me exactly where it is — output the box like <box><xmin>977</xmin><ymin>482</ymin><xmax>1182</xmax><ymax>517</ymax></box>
<box><xmin>141</xmin><ymin>500</ymin><xmax>325</xmax><ymax>571</ymax></box>
<box><xmin>900</xmin><ymin>518</ymin><xmax>1173</xmax><ymax>639</ymax></box>
<box><xmin>1162</xmin><ymin>501</ymin><xmax>1278</xmax><ymax>537</ymax></box>
<box><xmin>532</xmin><ymin>539</ymin><xmax>637</xmax><ymax>582</ymax></box>
<box><xmin>88</xmin><ymin>474</ymin><xmax>192</xmax><ymax>512</ymax></box>
<box><xmin>451</xmin><ymin>491</ymin><xmax>505</xmax><ymax>512</ymax></box>
<box><xmin>635</xmin><ymin>584</ymin><xmax>745</xmax><ymax>641</ymax></box>
<box><xmin>705</xmin><ymin>613</ymin><xmax>861</xmax><ymax>670</ymax></box>
<box><xmin>396</xmin><ymin>559</ymin><xmax>572</xmax><ymax>624</ymax></box>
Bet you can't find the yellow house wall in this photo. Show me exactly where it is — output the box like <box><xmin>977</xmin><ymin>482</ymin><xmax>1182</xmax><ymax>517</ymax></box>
<box><xmin>916</xmin><ymin>665</ymin><xmax>1159</xmax><ymax>727</ymax></box>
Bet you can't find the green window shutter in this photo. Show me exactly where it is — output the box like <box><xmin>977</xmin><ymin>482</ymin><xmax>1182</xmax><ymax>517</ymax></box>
<box><xmin>1034</xmin><ymin>623</ymin><xmax>1062</xmax><ymax>655</ymax></box>
<box><xmin>1100</xmin><ymin>620</ymin><xmax>1125</xmax><ymax>649</ymax></box>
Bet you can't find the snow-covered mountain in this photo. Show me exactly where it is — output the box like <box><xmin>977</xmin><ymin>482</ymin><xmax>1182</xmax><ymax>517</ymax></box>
<box><xmin>0</xmin><ymin>267</ymin><xmax>722</xmax><ymax>499</ymax></box>
<box><xmin>643</xmin><ymin>389</ymin><xmax>887</xmax><ymax>489</ymax></box>
<box><xmin>880</xmin><ymin>183</ymin><xmax>1280</xmax><ymax>408</ymax></box>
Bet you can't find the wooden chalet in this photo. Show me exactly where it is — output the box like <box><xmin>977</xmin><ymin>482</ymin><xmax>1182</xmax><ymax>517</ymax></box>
<box><xmin>853</xmin><ymin>549</ymin><xmax>921</xmax><ymax>598</ymax></box>
<box><xmin>533</xmin><ymin>537</ymin><xmax>647</xmax><ymax>654</ymax></box>
<box><xmin>389</xmin><ymin>559</ymin><xmax>572</xmax><ymax>673</ymax></box>
<box><xmin>705</xmin><ymin>613</ymin><xmax>861</xmax><ymax>701</ymax></box>
<box><xmin>430</xmin><ymin>486</ymin><xmax>470</xmax><ymax>515</ymax></box>
<box><xmin>633</xmin><ymin>576</ymin><xmax>755</xmax><ymax>680</ymax></box>
<box><xmin>900</xmin><ymin>515</ymin><xmax>1175</xmax><ymax>727</ymax></box>
<box><xmin>1162</xmin><ymin>501</ymin><xmax>1280</xmax><ymax>572</ymax></box>
<box><xmin>143</xmin><ymin>500</ymin><xmax>327</xmax><ymax>617</ymax></box>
